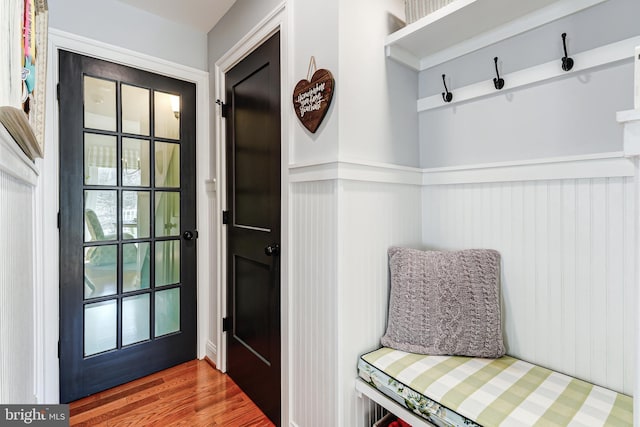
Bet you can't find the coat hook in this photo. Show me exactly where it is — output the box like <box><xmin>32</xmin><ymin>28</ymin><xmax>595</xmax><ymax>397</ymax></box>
<box><xmin>493</xmin><ymin>57</ymin><xmax>504</xmax><ymax>90</ymax></box>
<box><xmin>441</xmin><ymin>74</ymin><xmax>453</xmax><ymax>103</ymax></box>
<box><xmin>561</xmin><ymin>33</ymin><xmax>574</xmax><ymax>71</ymax></box>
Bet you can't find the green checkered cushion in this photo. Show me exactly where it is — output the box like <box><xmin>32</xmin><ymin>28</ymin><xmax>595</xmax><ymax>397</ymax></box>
<box><xmin>359</xmin><ymin>348</ymin><xmax>632</xmax><ymax>427</ymax></box>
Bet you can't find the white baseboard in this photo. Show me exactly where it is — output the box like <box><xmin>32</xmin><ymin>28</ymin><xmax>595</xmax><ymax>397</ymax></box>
<box><xmin>206</xmin><ymin>340</ymin><xmax>217</xmax><ymax>363</ymax></box>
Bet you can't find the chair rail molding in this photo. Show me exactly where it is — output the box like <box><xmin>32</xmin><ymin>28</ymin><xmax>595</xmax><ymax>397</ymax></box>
<box><xmin>288</xmin><ymin>152</ymin><xmax>634</xmax><ymax>186</ymax></box>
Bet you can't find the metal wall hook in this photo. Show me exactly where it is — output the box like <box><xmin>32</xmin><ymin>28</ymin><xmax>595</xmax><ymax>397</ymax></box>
<box><xmin>561</xmin><ymin>33</ymin><xmax>574</xmax><ymax>71</ymax></box>
<box><xmin>441</xmin><ymin>74</ymin><xmax>453</xmax><ymax>103</ymax></box>
<box><xmin>493</xmin><ymin>57</ymin><xmax>505</xmax><ymax>90</ymax></box>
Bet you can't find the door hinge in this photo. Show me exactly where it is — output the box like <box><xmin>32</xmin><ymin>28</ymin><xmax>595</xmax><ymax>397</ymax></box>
<box><xmin>222</xmin><ymin>317</ymin><xmax>233</xmax><ymax>332</ymax></box>
<box><xmin>56</xmin><ymin>83</ymin><xmax>60</xmax><ymax>101</ymax></box>
<box><xmin>57</xmin><ymin>212</ymin><xmax>60</xmax><ymax>229</ymax></box>
<box><xmin>222</xmin><ymin>210</ymin><xmax>230</xmax><ymax>225</ymax></box>
<box><xmin>216</xmin><ymin>99</ymin><xmax>229</xmax><ymax>118</ymax></box>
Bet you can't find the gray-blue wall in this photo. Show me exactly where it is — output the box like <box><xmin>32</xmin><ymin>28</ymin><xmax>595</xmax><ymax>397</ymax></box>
<box><xmin>418</xmin><ymin>0</ymin><xmax>639</xmax><ymax>167</ymax></box>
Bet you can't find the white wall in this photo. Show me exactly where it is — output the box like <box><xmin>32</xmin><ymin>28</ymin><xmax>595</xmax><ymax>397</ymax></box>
<box><xmin>290</xmin><ymin>0</ymin><xmax>340</xmax><ymax>165</ymax></box>
<box><xmin>48</xmin><ymin>0</ymin><xmax>208</xmax><ymax>70</ymax></box>
<box><xmin>418</xmin><ymin>0</ymin><xmax>640</xmax><ymax>168</ymax></box>
<box><xmin>285</xmin><ymin>0</ymin><xmax>419</xmax><ymax>167</ymax></box>
<box><xmin>338</xmin><ymin>0</ymin><xmax>419</xmax><ymax>167</ymax></box>
<box><xmin>287</xmin><ymin>0</ymin><xmax>419</xmax><ymax>167</ymax></box>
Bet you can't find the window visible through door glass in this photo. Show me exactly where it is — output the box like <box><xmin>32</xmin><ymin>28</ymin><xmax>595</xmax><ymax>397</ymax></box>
<box><xmin>122</xmin><ymin>138</ymin><xmax>150</xmax><ymax>187</ymax></box>
<box><xmin>84</xmin><ymin>133</ymin><xmax>117</xmax><ymax>186</ymax></box>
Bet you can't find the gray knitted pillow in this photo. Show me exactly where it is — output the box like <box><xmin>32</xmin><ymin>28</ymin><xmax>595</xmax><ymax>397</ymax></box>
<box><xmin>381</xmin><ymin>247</ymin><xmax>505</xmax><ymax>358</ymax></box>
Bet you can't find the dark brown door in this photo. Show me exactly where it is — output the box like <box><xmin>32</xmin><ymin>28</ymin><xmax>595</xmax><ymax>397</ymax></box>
<box><xmin>59</xmin><ymin>51</ymin><xmax>197</xmax><ymax>402</ymax></box>
<box><xmin>225</xmin><ymin>32</ymin><xmax>281</xmax><ymax>425</ymax></box>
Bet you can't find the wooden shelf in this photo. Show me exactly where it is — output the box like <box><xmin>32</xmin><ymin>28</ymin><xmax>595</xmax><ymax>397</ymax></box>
<box><xmin>416</xmin><ymin>35</ymin><xmax>639</xmax><ymax>112</ymax></box>
<box><xmin>385</xmin><ymin>0</ymin><xmax>609</xmax><ymax>71</ymax></box>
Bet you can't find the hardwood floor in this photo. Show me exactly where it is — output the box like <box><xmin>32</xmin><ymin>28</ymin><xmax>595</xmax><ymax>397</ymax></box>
<box><xmin>69</xmin><ymin>359</ymin><xmax>275</xmax><ymax>427</ymax></box>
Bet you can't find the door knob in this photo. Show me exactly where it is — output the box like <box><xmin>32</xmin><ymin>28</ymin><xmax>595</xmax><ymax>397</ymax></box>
<box><xmin>264</xmin><ymin>243</ymin><xmax>280</xmax><ymax>256</ymax></box>
<box><xmin>183</xmin><ymin>230</ymin><xmax>198</xmax><ymax>240</ymax></box>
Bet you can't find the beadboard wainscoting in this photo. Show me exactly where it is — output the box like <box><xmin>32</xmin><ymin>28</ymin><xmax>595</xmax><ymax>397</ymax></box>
<box><xmin>291</xmin><ymin>180</ymin><xmax>339</xmax><ymax>427</ymax></box>
<box><xmin>290</xmin><ymin>153</ymin><xmax>637</xmax><ymax>425</ymax></box>
<box><xmin>422</xmin><ymin>176</ymin><xmax>637</xmax><ymax>396</ymax></box>
<box><xmin>338</xmin><ymin>180</ymin><xmax>423</xmax><ymax>426</ymax></box>
<box><xmin>0</xmin><ymin>126</ymin><xmax>39</xmax><ymax>403</ymax></box>
<box><xmin>290</xmin><ymin>174</ymin><xmax>422</xmax><ymax>427</ymax></box>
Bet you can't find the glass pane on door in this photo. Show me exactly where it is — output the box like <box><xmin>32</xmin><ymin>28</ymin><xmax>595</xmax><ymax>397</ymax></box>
<box><xmin>155</xmin><ymin>240</ymin><xmax>180</xmax><ymax>287</ymax></box>
<box><xmin>154</xmin><ymin>92</ymin><xmax>180</xmax><ymax>140</ymax></box>
<box><xmin>155</xmin><ymin>288</ymin><xmax>180</xmax><ymax>336</ymax></box>
<box><xmin>122</xmin><ymin>138</ymin><xmax>150</xmax><ymax>187</ymax></box>
<box><xmin>79</xmin><ymin>76</ymin><xmax>188</xmax><ymax>361</ymax></box>
<box><xmin>155</xmin><ymin>142</ymin><xmax>180</xmax><ymax>188</ymax></box>
<box><xmin>155</xmin><ymin>192</ymin><xmax>180</xmax><ymax>237</ymax></box>
<box><xmin>122</xmin><ymin>84</ymin><xmax>150</xmax><ymax>136</ymax></box>
<box><xmin>84</xmin><ymin>245</ymin><xmax>117</xmax><ymax>299</ymax></box>
<box><xmin>85</xmin><ymin>300</ymin><xmax>117</xmax><ymax>356</ymax></box>
<box><xmin>122</xmin><ymin>191</ymin><xmax>150</xmax><ymax>239</ymax></box>
<box><xmin>122</xmin><ymin>294</ymin><xmax>150</xmax><ymax>346</ymax></box>
<box><xmin>123</xmin><ymin>242</ymin><xmax>150</xmax><ymax>292</ymax></box>
<box><xmin>84</xmin><ymin>76</ymin><xmax>116</xmax><ymax>131</ymax></box>
<box><xmin>84</xmin><ymin>133</ymin><xmax>117</xmax><ymax>186</ymax></box>
<box><xmin>84</xmin><ymin>190</ymin><xmax>117</xmax><ymax>242</ymax></box>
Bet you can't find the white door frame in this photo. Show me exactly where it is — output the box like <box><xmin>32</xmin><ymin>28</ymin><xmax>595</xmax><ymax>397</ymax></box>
<box><xmin>37</xmin><ymin>28</ymin><xmax>212</xmax><ymax>403</ymax></box>
<box><xmin>213</xmin><ymin>2</ymin><xmax>290</xmax><ymax>424</ymax></box>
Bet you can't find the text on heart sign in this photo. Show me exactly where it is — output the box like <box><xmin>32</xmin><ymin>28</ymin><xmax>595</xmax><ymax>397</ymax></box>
<box><xmin>296</xmin><ymin>82</ymin><xmax>326</xmax><ymax>117</ymax></box>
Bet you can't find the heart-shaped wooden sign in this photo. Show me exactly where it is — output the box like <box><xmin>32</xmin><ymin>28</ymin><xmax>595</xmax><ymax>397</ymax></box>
<box><xmin>293</xmin><ymin>69</ymin><xmax>335</xmax><ymax>133</ymax></box>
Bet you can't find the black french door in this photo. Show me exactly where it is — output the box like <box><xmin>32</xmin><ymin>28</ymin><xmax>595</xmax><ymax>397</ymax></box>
<box><xmin>59</xmin><ymin>50</ymin><xmax>197</xmax><ymax>402</ymax></box>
